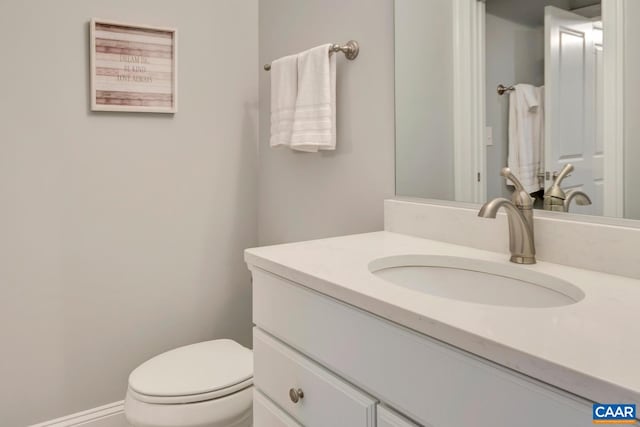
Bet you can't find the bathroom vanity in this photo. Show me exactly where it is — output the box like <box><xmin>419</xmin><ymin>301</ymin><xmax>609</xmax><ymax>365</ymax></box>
<box><xmin>246</xmin><ymin>201</ymin><xmax>640</xmax><ymax>427</ymax></box>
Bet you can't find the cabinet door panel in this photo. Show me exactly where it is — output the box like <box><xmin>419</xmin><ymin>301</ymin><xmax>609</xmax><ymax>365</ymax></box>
<box><xmin>254</xmin><ymin>390</ymin><xmax>302</xmax><ymax>427</ymax></box>
<box><xmin>377</xmin><ymin>405</ymin><xmax>421</xmax><ymax>427</ymax></box>
<box><xmin>253</xmin><ymin>328</ymin><xmax>376</xmax><ymax>427</ymax></box>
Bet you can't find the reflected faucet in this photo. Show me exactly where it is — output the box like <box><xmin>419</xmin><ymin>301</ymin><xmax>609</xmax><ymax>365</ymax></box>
<box><xmin>543</xmin><ymin>164</ymin><xmax>593</xmax><ymax>212</ymax></box>
<box><xmin>564</xmin><ymin>190</ymin><xmax>592</xmax><ymax>212</ymax></box>
<box><xmin>478</xmin><ymin>168</ymin><xmax>536</xmax><ymax>264</ymax></box>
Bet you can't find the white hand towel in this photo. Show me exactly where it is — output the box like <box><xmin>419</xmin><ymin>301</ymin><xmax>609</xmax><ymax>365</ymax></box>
<box><xmin>270</xmin><ymin>54</ymin><xmax>298</xmax><ymax>148</ymax></box>
<box><xmin>290</xmin><ymin>44</ymin><xmax>336</xmax><ymax>152</ymax></box>
<box><xmin>508</xmin><ymin>84</ymin><xmax>545</xmax><ymax>194</ymax></box>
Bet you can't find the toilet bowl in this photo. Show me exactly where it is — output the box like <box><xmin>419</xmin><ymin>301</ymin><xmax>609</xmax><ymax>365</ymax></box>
<box><xmin>125</xmin><ymin>339</ymin><xmax>253</xmax><ymax>427</ymax></box>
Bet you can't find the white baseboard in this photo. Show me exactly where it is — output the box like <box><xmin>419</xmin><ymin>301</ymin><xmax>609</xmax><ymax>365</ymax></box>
<box><xmin>29</xmin><ymin>401</ymin><xmax>127</xmax><ymax>427</ymax></box>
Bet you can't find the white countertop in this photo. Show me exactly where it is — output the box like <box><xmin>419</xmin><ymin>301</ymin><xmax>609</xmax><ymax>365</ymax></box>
<box><xmin>245</xmin><ymin>231</ymin><xmax>640</xmax><ymax>407</ymax></box>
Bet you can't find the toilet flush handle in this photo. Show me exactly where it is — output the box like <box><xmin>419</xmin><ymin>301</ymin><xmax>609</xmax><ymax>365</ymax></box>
<box><xmin>289</xmin><ymin>388</ymin><xmax>304</xmax><ymax>403</ymax></box>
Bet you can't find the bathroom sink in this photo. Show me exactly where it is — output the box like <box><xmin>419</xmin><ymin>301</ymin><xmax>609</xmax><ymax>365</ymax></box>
<box><xmin>369</xmin><ymin>255</ymin><xmax>584</xmax><ymax>308</ymax></box>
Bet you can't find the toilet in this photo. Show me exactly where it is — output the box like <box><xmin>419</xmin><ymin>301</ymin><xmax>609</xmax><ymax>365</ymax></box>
<box><xmin>124</xmin><ymin>339</ymin><xmax>253</xmax><ymax>427</ymax></box>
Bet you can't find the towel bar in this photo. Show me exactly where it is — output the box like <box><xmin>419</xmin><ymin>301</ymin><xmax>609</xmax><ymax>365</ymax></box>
<box><xmin>263</xmin><ymin>40</ymin><xmax>359</xmax><ymax>71</ymax></box>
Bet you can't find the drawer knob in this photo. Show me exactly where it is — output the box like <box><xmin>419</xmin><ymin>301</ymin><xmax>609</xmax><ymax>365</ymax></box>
<box><xmin>289</xmin><ymin>388</ymin><xmax>304</xmax><ymax>403</ymax></box>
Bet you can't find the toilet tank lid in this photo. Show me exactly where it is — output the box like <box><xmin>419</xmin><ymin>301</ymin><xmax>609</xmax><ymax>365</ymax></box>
<box><xmin>128</xmin><ymin>339</ymin><xmax>253</xmax><ymax>398</ymax></box>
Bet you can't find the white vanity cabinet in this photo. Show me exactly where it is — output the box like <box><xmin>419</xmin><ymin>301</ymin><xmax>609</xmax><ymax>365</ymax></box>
<box><xmin>251</xmin><ymin>267</ymin><xmax>595</xmax><ymax>427</ymax></box>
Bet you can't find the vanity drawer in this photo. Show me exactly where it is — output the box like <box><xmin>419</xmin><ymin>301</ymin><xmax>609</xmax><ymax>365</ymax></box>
<box><xmin>254</xmin><ymin>389</ymin><xmax>302</xmax><ymax>427</ymax></box>
<box><xmin>377</xmin><ymin>405</ymin><xmax>420</xmax><ymax>427</ymax></box>
<box><xmin>253</xmin><ymin>327</ymin><xmax>376</xmax><ymax>427</ymax></box>
<box><xmin>252</xmin><ymin>268</ymin><xmax>593</xmax><ymax>427</ymax></box>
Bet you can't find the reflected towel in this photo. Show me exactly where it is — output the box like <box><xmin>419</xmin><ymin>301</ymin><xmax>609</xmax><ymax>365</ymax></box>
<box><xmin>508</xmin><ymin>84</ymin><xmax>545</xmax><ymax>193</ymax></box>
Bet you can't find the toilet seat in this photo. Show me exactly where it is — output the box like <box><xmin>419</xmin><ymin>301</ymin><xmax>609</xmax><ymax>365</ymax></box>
<box><xmin>125</xmin><ymin>339</ymin><xmax>253</xmax><ymax>427</ymax></box>
<box><xmin>127</xmin><ymin>376</ymin><xmax>253</xmax><ymax>404</ymax></box>
<box><xmin>128</xmin><ymin>339</ymin><xmax>253</xmax><ymax>404</ymax></box>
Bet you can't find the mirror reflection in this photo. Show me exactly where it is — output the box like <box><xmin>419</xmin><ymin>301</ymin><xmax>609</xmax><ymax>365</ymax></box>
<box><xmin>395</xmin><ymin>0</ymin><xmax>637</xmax><ymax>219</ymax></box>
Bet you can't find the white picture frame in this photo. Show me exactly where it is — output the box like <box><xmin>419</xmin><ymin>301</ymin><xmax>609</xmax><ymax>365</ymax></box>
<box><xmin>90</xmin><ymin>18</ymin><xmax>178</xmax><ymax>113</ymax></box>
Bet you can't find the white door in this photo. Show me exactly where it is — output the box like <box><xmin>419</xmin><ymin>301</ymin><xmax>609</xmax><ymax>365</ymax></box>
<box><xmin>545</xmin><ymin>6</ymin><xmax>603</xmax><ymax>215</ymax></box>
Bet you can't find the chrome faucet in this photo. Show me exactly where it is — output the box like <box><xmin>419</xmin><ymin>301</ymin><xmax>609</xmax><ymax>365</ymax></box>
<box><xmin>543</xmin><ymin>164</ymin><xmax>592</xmax><ymax>212</ymax></box>
<box><xmin>478</xmin><ymin>168</ymin><xmax>536</xmax><ymax>264</ymax></box>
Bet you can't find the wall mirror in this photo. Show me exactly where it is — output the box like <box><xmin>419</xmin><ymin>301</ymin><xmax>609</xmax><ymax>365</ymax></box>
<box><xmin>395</xmin><ymin>0</ymin><xmax>638</xmax><ymax>220</ymax></box>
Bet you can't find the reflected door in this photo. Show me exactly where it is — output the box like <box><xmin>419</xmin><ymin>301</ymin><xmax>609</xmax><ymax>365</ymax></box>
<box><xmin>545</xmin><ymin>6</ymin><xmax>602</xmax><ymax>215</ymax></box>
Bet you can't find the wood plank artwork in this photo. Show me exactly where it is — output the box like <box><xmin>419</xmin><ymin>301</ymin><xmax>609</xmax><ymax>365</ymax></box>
<box><xmin>90</xmin><ymin>20</ymin><xmax>177</xmax><ymax>113</ymax></box>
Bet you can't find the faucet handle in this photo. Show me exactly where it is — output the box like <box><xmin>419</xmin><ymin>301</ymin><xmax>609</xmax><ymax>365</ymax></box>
<box><xmin>500</xmin><ymin>167</ymin><xmax>525</xmax><ymax>191</ymax></box>
<box><xmin>553</xmin><ymin>164</ymin><xmax>574</xmax><ymax>186</ymax></box>
<box><xmin>501</xmin><ymin>167</ymin><xmax>533</xmax><ymax>209</ymax></box>
<box><xmin>544</xmin><ymin>163</ymin><xmax>575</xmax><ymax>204</ymax></box>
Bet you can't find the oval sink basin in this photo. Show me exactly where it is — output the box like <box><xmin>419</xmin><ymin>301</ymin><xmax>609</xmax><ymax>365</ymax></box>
<box><xmin>369</xmin><ymin>255</ymin><xmax>584</xmax><ymax>308</ymax></box>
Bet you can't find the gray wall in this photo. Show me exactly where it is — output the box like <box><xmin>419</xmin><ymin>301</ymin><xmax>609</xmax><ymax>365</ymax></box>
<box><xmin>624</xmin><ymin>0</ymin><xmax>640</xmax><ymax>219</ymax></box>
<box><xmin>485</xmin><ymin>13</ymin><xmax>544</xmax><ymax>200</ymax></box>
<box><xmin>0</xmin><ymin>0</ymin><xmax>258</xmax><ymax>425</ymax></box>
<box><xmin>394</xmin><ymin>0</ymin><xmax>455</xmax><ymax>200</ymax></box>
<box><xmin>258</xmin><ymin>0</ymin><xmax>395</xmax><ymax>245</ymax></box>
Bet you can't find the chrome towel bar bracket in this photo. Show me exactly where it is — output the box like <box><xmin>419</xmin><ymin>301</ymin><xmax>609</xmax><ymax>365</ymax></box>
<box><xmin>497</xmin><ymin>84</ymin><xmax>515</xmax><ymax>95</ymax></box>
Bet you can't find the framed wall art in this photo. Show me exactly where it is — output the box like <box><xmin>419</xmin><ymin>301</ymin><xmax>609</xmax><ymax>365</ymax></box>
<box><xmin>90</xmin><ymin>19</ymin><xmax>177</xmax><ymax>113</ymax></box>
